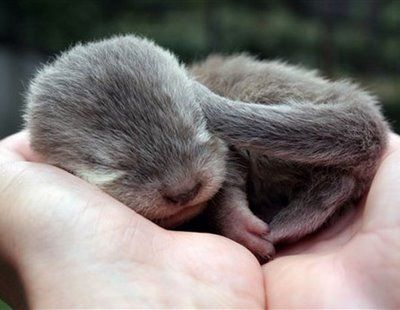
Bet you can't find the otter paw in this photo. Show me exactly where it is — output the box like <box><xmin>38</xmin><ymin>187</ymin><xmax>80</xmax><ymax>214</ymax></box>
<box><xmin>219</xmin><ymin>208</ymin><xmax>275</xmax><ymax>263</ymax></box>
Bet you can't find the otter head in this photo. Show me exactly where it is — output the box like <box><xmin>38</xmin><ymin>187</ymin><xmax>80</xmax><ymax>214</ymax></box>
<box><xmin>25</xmin><ymin>35</ymin><xmax>227</xmax><ymax>227</ymax></box>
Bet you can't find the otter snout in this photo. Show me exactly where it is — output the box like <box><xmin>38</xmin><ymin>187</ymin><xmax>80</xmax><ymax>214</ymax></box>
<box><xmin>163</xmin><ymin>182</ymin><xmax>202</xmax><ymax>206</ymax></box>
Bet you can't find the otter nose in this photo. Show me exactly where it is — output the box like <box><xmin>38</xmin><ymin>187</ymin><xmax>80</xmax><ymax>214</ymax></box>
<box><xmin>164</xmin><ymin>182</ymin><xmax>202</xmax><ymax>206</ymax></box>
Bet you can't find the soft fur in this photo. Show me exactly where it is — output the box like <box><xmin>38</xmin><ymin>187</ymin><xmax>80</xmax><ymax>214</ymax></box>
<box><xmin>190</xmin><ymin>55</ymin><xmax>389</xmax><ymax>258</ymax></box>
<box><xmin>24</xmin><ymin>35</ymin><xmax>227</xmax><ymax>228</ymax></box>
<box><xmin>24</xmin><ymin>35</ymin><xmax>389</xmax><ymax>262</ymax></box>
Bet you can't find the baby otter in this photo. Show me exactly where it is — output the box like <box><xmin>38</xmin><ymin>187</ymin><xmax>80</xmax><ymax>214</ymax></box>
<box><xmin>24</xmin><ymin>35</ymin><xmax>389</xmax><ymax>262</ymax></box>
<box><xmin>191</xmin><ymin>55</ymin><xmax>388</xmax><ymax>255</ymax></box>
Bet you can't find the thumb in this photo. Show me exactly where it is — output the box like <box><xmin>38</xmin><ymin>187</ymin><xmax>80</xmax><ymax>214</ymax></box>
<box><xmin>362</xmin><ymin>133</ymin><xmax>400</xmax><ymax>231</ymax></box>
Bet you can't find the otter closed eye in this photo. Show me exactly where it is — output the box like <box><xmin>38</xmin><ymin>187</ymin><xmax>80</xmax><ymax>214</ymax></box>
<box><xmin>76</xmin><ymin>169</ymin><xmax>124</xmax><ymax>186</ymax></box>
<box><xmin>25</xmin><ymin>34</ymin><xmax>388</xmax><ymax>264</ymax></box>
<box><xmin>24</xmin><ymin>34</ymin><xmax>227</xmax><ymax>231</ymax></box>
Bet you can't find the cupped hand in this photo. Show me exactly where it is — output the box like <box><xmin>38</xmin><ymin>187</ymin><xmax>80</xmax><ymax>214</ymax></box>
<box><xmin>0</xmin><ymin>131</ymin><xmax>399</xmax><ymax>308</ymax></box>
<box><xmin>0</xmin><ymin>131</ymin><xmax>263</xmax><ymax>308</ymax></box>
<box><xmin>264</xmin><ymin>133</ymin><xmax>400</xmax><ymax>308</ymax></box>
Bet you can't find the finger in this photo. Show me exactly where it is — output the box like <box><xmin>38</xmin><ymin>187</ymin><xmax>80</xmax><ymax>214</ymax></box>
<box><xmin>363</xmin><ymin>132</ymin><xmax>400</xmax><ymax>230</ymax></box>
<box><xmin>382</xmin><ymin>132</ymin><xmax>400</xmax><ymax>159</ymax></box>
<box><xmin>0</xmin><ymin>131</ymin><xmax>43</xmax><ymax>164</ymax></box>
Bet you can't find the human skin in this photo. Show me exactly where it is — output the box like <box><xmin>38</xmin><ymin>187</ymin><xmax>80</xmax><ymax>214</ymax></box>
<box><xmin>0</xmin><ymin>131</ymin><xmax>399</xmax><ymax>308</ymax></box>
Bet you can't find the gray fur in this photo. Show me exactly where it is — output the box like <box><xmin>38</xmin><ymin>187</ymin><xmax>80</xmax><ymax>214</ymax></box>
<box><xmin>190</xmin><ymin>55</ymin><xmax>389</xmax><ymax>253</ymax></box>
<box><xmin>24</xmin><ymin>35</ymin><xmax>227</xmax><ymax>228</ymax></box>
<box><xmin>24</xmin><ymin>35</ymin><xmax>389</xmax><ymax>262</ymax></box>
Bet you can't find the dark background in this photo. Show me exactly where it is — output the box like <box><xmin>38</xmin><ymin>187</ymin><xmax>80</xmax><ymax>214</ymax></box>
<box><xmin>0</xmin><ymin>1</ymin><xmax>399</xmax><ymax>307</ymax></box>
<box><xmin>0</xmin><ymin>0</ymin><xmax>399</xmax><ymax>138</ymax></box>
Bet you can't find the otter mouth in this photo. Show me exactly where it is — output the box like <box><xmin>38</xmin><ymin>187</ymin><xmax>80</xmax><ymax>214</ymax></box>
<box><xmin>156</xmin><ymin>203</ymin><xmax>207</xmax><ymax>228</ymax></box>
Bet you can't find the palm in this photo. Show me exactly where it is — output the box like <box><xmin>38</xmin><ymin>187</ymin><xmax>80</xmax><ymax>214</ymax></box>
<box><xmin>0</xmin><ymin>133</ymin><xmax>263</xmax><ymax>307</ymax></box>
<box><xmin>1</xmin><ymin>132</ymin><xmax>399</xmax><ymax>308</ymax></box>
<box><xmin>263</xmin><ymin>133</ymin><xmax>400</xmax><ymax>307</ymax></box>
<box><xmin>171</xmin><ymin>133</ymin><xmax>400</xmax><ymax>308</ymax></box>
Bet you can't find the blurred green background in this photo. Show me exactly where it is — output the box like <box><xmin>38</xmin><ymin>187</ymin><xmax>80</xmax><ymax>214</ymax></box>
<box><xmin>0</xmin><ymin>0</ymin><xmax>399</xmax><ymax>306</ymax></box>
<box><xmin>0</xmin><ymin>300</ymin><xmax>10</xmax><ymax>310</ymax></box>
<box><xmin>0</xmin><ymin>0</ymin><xmax>399</xmax><ymax>139</ymax></box>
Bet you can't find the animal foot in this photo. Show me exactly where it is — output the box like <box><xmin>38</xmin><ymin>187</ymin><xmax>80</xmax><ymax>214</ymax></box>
<box><xmin>219</xmin><ymin>207</ymin><xmax>275</xmax><ymax>263</ymax></box>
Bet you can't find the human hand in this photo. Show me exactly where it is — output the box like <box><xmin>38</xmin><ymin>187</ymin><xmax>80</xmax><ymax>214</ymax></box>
<box><xmin>0</xmin><ymin>131</ymin><xmax>399</xmax><ymax>308</ymax></box>
<box><xmin>0</xmin><ymin>131</ymin><xmax>264</xmax><ymax>308</ymax></box>
<box><xmin>263</xmin><ymin>133</ymin><xmax>400</xmax><ymax>308</ymax></box>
